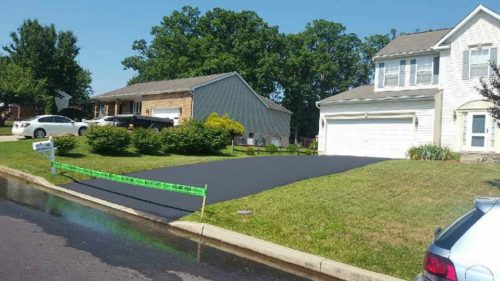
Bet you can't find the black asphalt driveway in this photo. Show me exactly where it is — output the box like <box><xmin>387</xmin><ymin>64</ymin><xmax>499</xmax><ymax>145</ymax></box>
<box><xmin>62</xmin><ymin>156</ymin><xmax>385</xmax><ymax>220</ymax></box>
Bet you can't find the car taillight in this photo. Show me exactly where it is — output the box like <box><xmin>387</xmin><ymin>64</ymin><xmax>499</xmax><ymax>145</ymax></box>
<box><xmin>424</xmin><ymin>252</ymin><xmax>457</xmax><ymax>281</ymax></box>
<box><xmin>20</xmin><ymin>123</ymin><xmax>31</xmax><ymax>128</ymax></box>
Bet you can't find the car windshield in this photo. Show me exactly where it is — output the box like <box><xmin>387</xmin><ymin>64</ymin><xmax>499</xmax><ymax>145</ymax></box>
<box><xmin>434</xmin><ymin>208</ymin><xmax>484</xmax><ymax>250</ymax></box>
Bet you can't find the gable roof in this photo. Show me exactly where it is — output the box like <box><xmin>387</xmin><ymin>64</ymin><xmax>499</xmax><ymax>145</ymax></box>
<box><xmin>317</xmin><ymin>85</ymin><xmax>440</xmax><ymax>105</ymax></box>
<box><xmin>374</xmin><ymin>28</ymin><xmax>451</xmax><ymax>59</ymax></box>
<box><xmin>433</xmin><ymin>5</ymin><xmax>500</xmax><ymax>49</ymax></box>
<box><xmin>93</xmin><ymin>72</ymin><xmax>233</xmax><ymax>99</ymax></box>
<box><xmin>93</xmin><ymin>72</ymin><xmax>292</xmax><ymax>114</ymax></box>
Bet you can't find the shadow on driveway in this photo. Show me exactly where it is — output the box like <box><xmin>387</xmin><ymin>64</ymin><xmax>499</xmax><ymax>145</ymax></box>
<box><xmin>61</xmin><ymin>156</ymin><xmax>386</xmax><ymax>220</ymax></box>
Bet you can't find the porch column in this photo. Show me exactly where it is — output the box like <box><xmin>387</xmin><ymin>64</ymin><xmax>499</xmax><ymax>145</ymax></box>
<box><xmin>114</xmin><ymin>99</ymin><xmax>119</xmax><ymax>116</ymax></box>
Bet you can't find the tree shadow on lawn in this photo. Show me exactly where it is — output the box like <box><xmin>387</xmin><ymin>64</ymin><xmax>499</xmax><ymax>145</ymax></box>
<box><xmin>486</xmin><ymin>179</ymin><xmax>500</xmax><ymax>188</ymax></box>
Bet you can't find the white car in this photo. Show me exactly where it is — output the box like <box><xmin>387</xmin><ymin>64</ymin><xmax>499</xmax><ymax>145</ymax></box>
<box><xmin>85</xmin><ymin>116</ymin><xmax>116</xmax><ymax>126</ymax></box>
<box><xmin>12</xmin><ymin>115</ymin><xmax>89</xmax><ymax>138</ymax></box>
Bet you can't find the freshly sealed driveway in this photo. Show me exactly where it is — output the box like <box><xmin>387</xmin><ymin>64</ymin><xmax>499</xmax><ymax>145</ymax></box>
<box><xmin>62</xmin><ymin>156</ymin><xmax>385</xmax><ymax>220</ymax></box>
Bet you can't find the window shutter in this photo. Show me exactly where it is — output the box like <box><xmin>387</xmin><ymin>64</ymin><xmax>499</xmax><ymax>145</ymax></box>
<box><xmin>377</xmin><ymin>62</ymin><xmax>384</xmax><ymax>88</ymax></box>
<box><xmin>410</xmin><ymin>59</ymin><xmax>416</xmax><ymax>86</ymax></box>
<box><xmin>399</xmin><ymin>60</ymin><xmax>406</xmax><ymax>86</ymax></box>
<box><xmin>433</xmin><ymin>57</ymin><xmax>440</xmax><ymax>84</ymax></box>
<box><xmin>462</xmin><ymin>50</ymin><xmax>470</xmax><ymax>80</ymax></box>
<box><xmin>490</xmin><ymin>47</ymin><xmax>497</xmax><ymax>78</ymax></box>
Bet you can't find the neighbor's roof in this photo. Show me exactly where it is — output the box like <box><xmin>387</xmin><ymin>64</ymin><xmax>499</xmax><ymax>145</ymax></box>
<box><xmin>317</xmin><ymin>85</ymin><xmax>440</xmax><ymax>105</ymax></box>
<box><xmin>374</xmin><ymin>28</ymin><xmax>451</xmax><ymax>58</ymax></box>
<box><xmin>94</xmin><ymin>72</ymin><xmax>233</xmax><ymax>99</ymax></box>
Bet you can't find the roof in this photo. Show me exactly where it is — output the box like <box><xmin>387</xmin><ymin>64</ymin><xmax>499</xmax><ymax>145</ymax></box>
<box><xmin>257</xmin><ymin>96</ymin><xmax>292</xmax><ymax>114</ymax></box>
<box><xmin>433</xmin><ymin>5</ymin><xmax>500</xmax><ymax>49</ymax></box>
<box><xmin>374</xmin><ymin>28</ymin><xmax>451</xmax><ymax>58</ymax></box>
<box><xmin>317</xmin><ymin>85</ymin><xmax>440</xmax><ymax>105</ymax></box>
<box><xmin>93</xmin><ymin>72</ymin><xmax>292</xmax><ymax>114</ymax></box>
<box><xmin>93</xmin><ymin>72</ymin><xmax>233</xmax><ymax>99</ymax></box>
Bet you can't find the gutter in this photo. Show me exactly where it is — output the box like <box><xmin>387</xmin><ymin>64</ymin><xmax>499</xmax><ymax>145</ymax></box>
<box><xmin>317</xmin><ymin>94</ymin><xmax>437</xmax><ymax>106</ymax></box>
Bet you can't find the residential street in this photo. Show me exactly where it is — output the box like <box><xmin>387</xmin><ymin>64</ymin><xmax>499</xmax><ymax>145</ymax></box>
<box><xmin>0</xmin><ymin>176</ymin><xmax>307</xmax><ymax>281</ymax></box>
<box><xmin>62</xmin><ymin>156</ymin><xmax>386</xmax><ymax>219</ymax></box>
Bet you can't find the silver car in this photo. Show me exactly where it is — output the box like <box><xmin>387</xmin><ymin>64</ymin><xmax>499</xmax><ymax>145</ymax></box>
<box><xmin>416</xmin><ymin>197</ymin><xmax>500</xmax><ymax>281</ymax></box>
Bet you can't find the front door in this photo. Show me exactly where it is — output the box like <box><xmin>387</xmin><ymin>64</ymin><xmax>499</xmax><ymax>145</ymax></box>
<box><xmin>467</xmin><ymin>113</ymin><xmax>490</xmax><ymax>151</ymax></box>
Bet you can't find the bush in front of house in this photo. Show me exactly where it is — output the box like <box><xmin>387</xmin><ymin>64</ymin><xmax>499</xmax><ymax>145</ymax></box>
<box><xmin>246</xmin><ymin>146</ymin><xmax>255</xmax><ymax>155</ymax></box>
<box><xmin>407</xmin><ymin>144</ymin><xmax>455</xmax><ymax>161</ymax></box>
<box><xmin>53</xmin><ymin>135</ymin><xmax>78</xmax><ymax>155</ymax></box>
<box><xmin>132</xmin><ymin>128</ymin><xmax>162</xmax><ymax>155</ymax></box>
<box><xmin>85</xmin><ymin>125</ymin><xmax>131</xmax><ymax>155</ymax></box>
<box><xmin>266</xmin><ymin>144</ymin><xmax>278</xmax><ymax>154</ymax></box>
<box><xmin>286</xmin><ymin>144</ymin><xmax>298</xmax><ymax>154</ymax></box>
<box><xmin>303</xmin><ymin>148</ymin><xmax>313</xmax><ymax>155</ymax></box>
<box><xmin>161</xmin><ymin>120</ymin><xmax>228</xmax><ymax>154</ymax></box>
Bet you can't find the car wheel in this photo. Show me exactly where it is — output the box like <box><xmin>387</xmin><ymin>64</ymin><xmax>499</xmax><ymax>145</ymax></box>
<box><xmin>78</xmin><ymin>127</ymin><xmax>87</xmax><ymax>136</ymax></box>
<box><xmin>152</xmin><ymin>127</ymin><xmax>160</xmax><ymax>133</ymax></box>
<box><xmin>34</xmin><ymin>129</ymin><xmax>46</xmax><ymax>138</ymax></box>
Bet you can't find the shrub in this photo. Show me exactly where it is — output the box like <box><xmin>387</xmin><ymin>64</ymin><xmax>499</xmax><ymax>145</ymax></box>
<box><xmin>286</xmin><ymin>144</ymin><xmax>298</xmax><ymax>154</ymax></box>
<box><xmin>309</xmin><ymin>140</ymin><xmax>318</xmax><ymax>151</ymax></box>
<box><xmin>407</xmin><ymin>144</ymin><xmax>454</xmax><ymax>161</ymax></box>
<box><xmin>132</xmin><ymin>128</ymin><xmax>162</xmax><ymax>155</ymax></box>
<box><xmin>246</xmin><ymin>146</ymin><xmax>255</xmax><ymax>155</ymax></box>
<box><xmin>266</xmin><ymin>144</ymin><xmax>278</xmax><ymax>154</ymax></box>
<box><xmin>161</xmin><ymin>120</ymin><xmax>228</xmax><ymax>154</ymax></box>
<box><xmin>58</xmin><ymin>108</ymin><xmax>84</xmax><ymax>121</ymax></box>
<box><xmin>53</xmin><ymin>135</ymin><xmax>78</xmax><ymax>155</ymax></box>
<box><xmin>303</xmin><ymin>148</ymin><xmax>313</xmax><ymax>155</ymax></box>
<box><xmin>85</xmin><ymin>125</ymin><xmax>131</xmax><ymax>155</ymax></box>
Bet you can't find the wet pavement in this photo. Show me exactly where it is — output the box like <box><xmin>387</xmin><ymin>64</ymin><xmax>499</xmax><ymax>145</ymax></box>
<box><xmin>62</xmin><ymin>156</ymin><xmax>385</xmax><ymax>220</ymax></box>
<box><xmin>0</xmin><ymin>175</ymin><xmax>309</xmax><ymax>281</ymax></box>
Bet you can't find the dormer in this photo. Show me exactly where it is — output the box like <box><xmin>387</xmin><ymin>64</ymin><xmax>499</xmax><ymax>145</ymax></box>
<box><xmin>373</xmin><ymin>29</ymin><xmax>450</xmax><ymax>92</ymax></box>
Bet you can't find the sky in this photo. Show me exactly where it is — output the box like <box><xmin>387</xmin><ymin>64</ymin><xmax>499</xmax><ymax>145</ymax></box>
<box><xmin>1</xmin><ymin>0</ymin><xmax>499</xmax><ymax>96</ymax></box>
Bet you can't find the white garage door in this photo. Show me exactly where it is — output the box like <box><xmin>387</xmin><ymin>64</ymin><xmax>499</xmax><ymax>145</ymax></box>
<box><xmin>325</xmin><ymin>118</ymin><xmax>414</xmax><ymax>158</ymax></box>
<box><xmin>152</xmin><ymin>108</ymin><xmax>180</xmax><ymax>126</ymax></box>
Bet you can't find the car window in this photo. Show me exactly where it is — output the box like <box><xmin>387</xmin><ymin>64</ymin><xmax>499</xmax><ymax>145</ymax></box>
<box><xmin>434</xmin><ymin>208</ymin><xmax>484</xmax><ymax>250</ymax></box>
<box><xmin>55</xmin><ymin>116</ymin><xmax>72</xmax><ymax>123</ymax></box>
<box><xmin>104</xmin><ymin>117</ymin><xmax>115</xmax><ymax>121</ymax></box>
<box><xmin>38</xmin><ymin>116</ymin><xmax>55</xmax><ymax>123</ymax></box>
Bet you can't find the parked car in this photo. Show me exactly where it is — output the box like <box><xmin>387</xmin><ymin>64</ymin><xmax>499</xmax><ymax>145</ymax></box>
<box><xmin>87</xmin><ymin>114</ymin><xmax>173</xmax><ymax>131</ymax></box>
<box><xmin>12</xmin><ymin>115</ymin><xmax>88</xmax><ymax>138</ymax></box>
<box><xmin>415</xmin><ymin>197</ymin><xmax>500</xmax><ymax>281</ymax></box>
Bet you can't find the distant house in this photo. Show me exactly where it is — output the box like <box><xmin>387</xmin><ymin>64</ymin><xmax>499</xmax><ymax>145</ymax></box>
<box><xmin>4</xmin><ymin>91</ymin><xmax>72</xmax><ymax>120</ymax></box>
<box><xmin>92</xmin><ymin>72</ymin><xmax>292</xmax><ymax>146</ymax></box>
<box><xmin>317</xmin><ymin>5</ymin><xmax>499</xmax><ymax>158</ymax></box>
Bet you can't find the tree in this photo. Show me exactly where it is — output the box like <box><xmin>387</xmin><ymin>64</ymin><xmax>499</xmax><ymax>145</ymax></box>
<box><xmin>2</xmin><ymin>19</ymin><xmax>92</xmax><ymax>106</ymax></box>
<box><xmin>357</xmin><ymin>34</ymin><xmax>391</xmax><ymax>85</ymax></box>
<box><xmin>122</xmin><ymin>6</ymin><xmax>284</xmax><ymax>98</ymax></box>
<box><xmin>204</xmin><ymin>112</ymin><xmax>245</xmax><ymax>154</ymax></box>
<box><xmin>478</xmin><ymin>64</ymin><xmax>500</xmax><ymax>123</ymax></box>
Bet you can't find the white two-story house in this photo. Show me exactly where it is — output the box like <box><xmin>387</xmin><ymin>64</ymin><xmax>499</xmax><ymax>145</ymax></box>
<box><xmin>317</xmin><ymin>5</ymin><xmax>500</xmax><ymax>159</ymax></box>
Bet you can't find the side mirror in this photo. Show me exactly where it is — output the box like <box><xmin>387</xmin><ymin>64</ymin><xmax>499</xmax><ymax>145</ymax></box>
<box><xmin>434</xmin><ymin>227</ymin><xmax>443</xmax><ymax>239</ymax></box>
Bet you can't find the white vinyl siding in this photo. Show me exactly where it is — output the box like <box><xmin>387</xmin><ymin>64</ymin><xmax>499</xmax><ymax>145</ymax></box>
<box><xmin>416</xmin><ymin>57</ymin><xmax>433</xmax><ymax>85</ymax></box>
<box><xmin>469</xmin><ymin>48</ymin><xmax>490</xmax><ymax>78</ymax></box>
<box><xmin>384</xmin><ymin>61</ymin><xmax>399</xmax><ymax>87</ymax></box>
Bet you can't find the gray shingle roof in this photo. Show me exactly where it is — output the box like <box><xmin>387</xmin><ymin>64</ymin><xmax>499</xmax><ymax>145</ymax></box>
<box><xmin>317</xmin><ymin>85</ymin><xmax>440</xmax><ymax>104</ymax></box>
<box><xmin>374</xmin><ymin>28</ymin><xmax>451</xmax><ymax>58</ymax></box>
<box><xmin>257</xmin><ymin>96</ymin><xmax>292</xmax><ymax>114</ymax></box>
<box><xmin>93</xmin><ymin>72</ymin><xmax>234</xmax><ymax>99</ymax></box>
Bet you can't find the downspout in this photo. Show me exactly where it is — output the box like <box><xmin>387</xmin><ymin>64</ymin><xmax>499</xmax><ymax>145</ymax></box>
<box><xmin>190</xmin><ymin>90</ymin><xmax>194</xmax><ymax>119</ymax></box>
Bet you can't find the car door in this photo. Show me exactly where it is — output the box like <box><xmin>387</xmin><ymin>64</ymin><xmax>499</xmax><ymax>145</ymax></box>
<box><xmin>54</xmin><ymin>116</ymin><xmax>76</xmax><ymax>135</ymax></box>
<box><xmin>37</xmin><ymin>116</ymin><xmax>58</xmax><ymax>135</ymax></box>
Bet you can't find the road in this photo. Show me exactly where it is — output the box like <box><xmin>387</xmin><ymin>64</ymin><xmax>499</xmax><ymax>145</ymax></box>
<box><xmin>0</xmin><ymin>175</ymin><xmax>308</xmax><ymax>281</ymax></box>
<box><xmin>62</xmin><ymin>156</ymin><xmax>385</xmax><ymax>219</ymax></box>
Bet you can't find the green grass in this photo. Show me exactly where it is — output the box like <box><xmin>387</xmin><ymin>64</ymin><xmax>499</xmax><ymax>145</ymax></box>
<box><xmin>183</xmin><ymin>160</ymin><xmax>500</xmax><ymax>280</ymax></box>
<box><xmin>0</xmin><ymin>137</ymin><xmax>245</xmax><ymax>185</ymax></box>
<box><xmin>0</xmin><ymin>125</ymin><xmax>11</xmax><ymax>135</ymax></box>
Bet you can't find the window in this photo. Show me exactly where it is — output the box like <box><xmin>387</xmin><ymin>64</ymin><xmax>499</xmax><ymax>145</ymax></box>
<box><xmin>470</xmin><ymin>48</ymin><xmax>490</xmax><ymax>78</ymax></box>
<box><xmin>416</xmin><ymin>58</ymin><xmax>432</xmax><ymax>84</ymax></box>
<box><xmin>384</xmin><ymin>61</ymin><xmax>399</xmax><ymax>87</ymax></box>
<box><xmin>99</xmin><ymin>104</ymin><xmax>106</xmax><ymax>116</ymax></box>
<box><xmin>55</xmin><ymin>116</ymin><xmax>72</xmax><ymax>123</ymax></box>
<box><xmin>38</xmin><ymin>116</ymin><xmax>55</xmax><ymax>123</ymax></box>
<box><xmin>132</xmin><ymin>102</ymin><xmax>142</xmax><ymax>115</ymax></box>
<box><xmin>434</xmin><ymin>208</ymin><xmax>484</xmax><ymax>250</ymax></box>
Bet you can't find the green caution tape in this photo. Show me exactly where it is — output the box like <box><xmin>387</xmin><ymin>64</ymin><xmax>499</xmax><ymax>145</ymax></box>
<box><xmin>51</xmin><ymin>161</ymin><xmax>207</xmax><ymax>197</ymax></box>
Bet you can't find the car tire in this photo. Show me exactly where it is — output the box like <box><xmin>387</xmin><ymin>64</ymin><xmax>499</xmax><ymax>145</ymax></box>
<box><xmin>34</xmin><ymin>129</ymin><xmax>46</xmax><ymax>138</ymax></box>
<box><xmin>78</xmin><ymin>127</ymin><xmax>87</xmax><ymax>136</ymax></box>
<box><xmin>152</xmin><ymin>127</ymin><xmax>160</xmax><ymax>133</ymax></box>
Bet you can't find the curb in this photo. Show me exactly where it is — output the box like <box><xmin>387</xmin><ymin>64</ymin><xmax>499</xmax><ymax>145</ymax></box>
<box><xmin>0</xmin><ymin>166</ymin><xmax>404</xmax><ymax>281</ymax></box>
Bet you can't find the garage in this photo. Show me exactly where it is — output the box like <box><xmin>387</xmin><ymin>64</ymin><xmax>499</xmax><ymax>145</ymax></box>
<box><xmin>152</xmin><ymin>107</ymin><xmax>180</xmax><ymax>126</ymax></box>
<box><xmin>325</xmin><ymin>117</ymin><xmax>415</xmax><ymax>158</ymax></box>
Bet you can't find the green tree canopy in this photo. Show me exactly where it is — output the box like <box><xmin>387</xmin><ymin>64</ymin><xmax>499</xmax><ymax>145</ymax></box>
<box><xmin>2</xmin><ymin>19</ymin><xmax>92</xmax><ymax>104</ymax></box>
<box><xmin>0</xmin><ymin>57</ymin><xmax>47</xmax><ymax>106</ymax></box>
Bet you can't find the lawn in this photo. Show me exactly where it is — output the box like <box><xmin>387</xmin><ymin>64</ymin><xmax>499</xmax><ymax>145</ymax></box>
<box><xmin>0</xmin><ymin>125</ymin><xmax>11</xmax><ymax>135</ymax></box>
<box><xmin>183</xmin><ymin>160</ymin><xmax>500</xmax><ymax>280</ymax></box>
<box><xmin>0</xmin><ymin>137</ymin><xmax>246</xmax><ymax>185</ymax></box>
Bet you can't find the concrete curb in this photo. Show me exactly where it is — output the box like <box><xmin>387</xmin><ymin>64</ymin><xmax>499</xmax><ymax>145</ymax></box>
<box><xmin>0</xmin><ymin>166</ymin><xmax>404</xmax><ymax>281</ymax></box>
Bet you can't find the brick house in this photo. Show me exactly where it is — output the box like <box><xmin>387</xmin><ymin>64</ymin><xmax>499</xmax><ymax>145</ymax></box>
<box><xmin>92</xmin><ymin>72</ymin><xmax>292</xmax><ymax>146</ymax></box>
